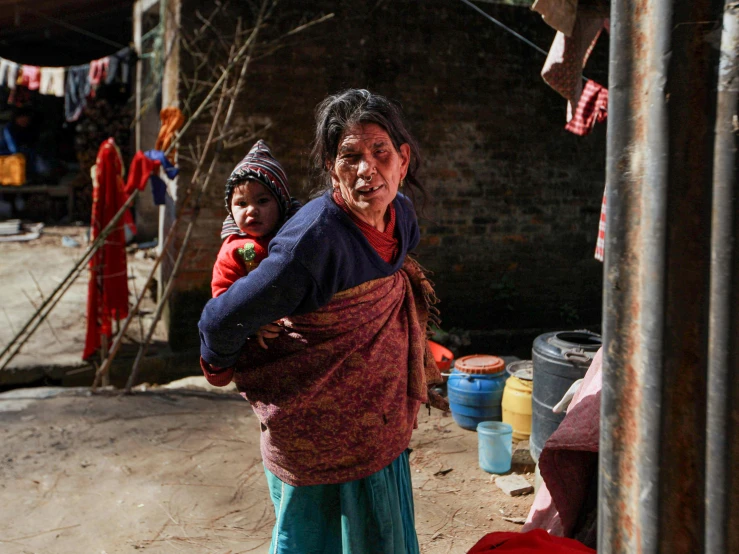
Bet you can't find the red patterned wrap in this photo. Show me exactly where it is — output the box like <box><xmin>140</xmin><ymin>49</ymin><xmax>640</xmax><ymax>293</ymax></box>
<box><xmin>206</xmin><ymin>258</ymin><xmax>444</xmax><ymax>486</ymax></box>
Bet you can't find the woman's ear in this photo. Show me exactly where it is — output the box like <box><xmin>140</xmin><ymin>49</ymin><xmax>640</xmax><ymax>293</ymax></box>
<box><xmin>399</xmin><ymin>143</ymin><xmax>411</xmax><ymax>180</ymax></box>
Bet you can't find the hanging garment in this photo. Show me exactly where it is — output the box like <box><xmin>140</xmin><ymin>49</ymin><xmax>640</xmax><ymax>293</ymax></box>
<box><xmin>83</xmin><ymin>138</ymin><xmax>130</xmax><ymax>361</ymax></box>
<box><xmin>541</xmin><ymin>15</ymin><xmax>607</xmax><ymax>121</ymax></box>
<box><xmin>18</xmin><ymin>65</ymin><xmax>41</xmax><ymax>90</ymax></box>
<box><xmin>105</xmin><ymin>47</ymin><xmax>134</xmax><ymax>85</ymax></box>
<box><xmin>125</xmin><ymin>150</ymin><xmax>179</xmax><ymax>206</ymax></box>
<box><xmin>532</xmin><ymin>0</ymin><xmax>579</xmax><ymax>36</ymax></box>
<box><xmin>88</xmin><ymin>57</ymin><xmax>110</xmax><ymax>96</ymax></box>
<box><xmin>125</xmin><ymin>151</ymin><xmax>161</xmax><ymax>195</ymax></box>
<box><xmin>154</xmin><ymin>107</ymin><xmax>185</xmax><ymax>161</ymax></box>
<box><xmin>39</xmin><ymin>67</ymin><xmax>66</xmax><ymax>97</ymax></box>
<box><xmin>144</xmin><ymin>149</ymin><xmax>178</xmax><ymax>205</ymax></box>
<box><xmin>0</xmin><ymin>58</ymin><xmax>18</xmax><ymax>89</ymax></box>
<box><xmin>594</xmin><ymin>188</ymin><xmax>606</xmax><ymax>261</ymax></box>
<box><xmin>65</xmin><ymin>64</ymin><xmax>91</xmax><ymax>122</ymax></box>
<box><xmin>522</xmin><ymin>351</ymin><xmax>603</xmax><ymax>548</ymax></box>
<box><xmin>564</xmin><ymin>79</ymin><xmax>608</xmax><ymax>136</ymax></box>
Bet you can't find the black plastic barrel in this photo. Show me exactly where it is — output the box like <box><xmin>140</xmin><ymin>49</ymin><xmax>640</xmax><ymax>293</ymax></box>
<box><xmin>530</xmin><ymin>330</ymin><xmax>602</xmax><ymax>462</ymax></box>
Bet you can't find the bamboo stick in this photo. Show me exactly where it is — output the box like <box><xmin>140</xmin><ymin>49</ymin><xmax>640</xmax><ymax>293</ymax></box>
<box><xmin>124</xmin><ymin>11</ymin><xmax>262</xmax><ymax>392</ymax></box>
<box><xmin>91</xmin><ymin>72</ymin><xmax>232</xmax><ymax>389</ymax></box>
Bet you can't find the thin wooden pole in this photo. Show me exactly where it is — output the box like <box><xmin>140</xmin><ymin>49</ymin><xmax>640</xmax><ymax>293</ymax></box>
<box><xmin>92</xmin><ymin>72</ymin><xmax>231</xmax><ymax>388</ymax></box>
<box><xmin>124</xmin><ymin>10</ymin><xmax>262</xmax><ymax>392</ymax></box>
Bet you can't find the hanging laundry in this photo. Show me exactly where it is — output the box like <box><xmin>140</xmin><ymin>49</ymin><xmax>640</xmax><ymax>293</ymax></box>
<box><xmin>65</xmin><ymin>64</ymin><xmax>91</xmax><ymax>122</ymax></box>
<box><xmin>532</xmin><ymin>0</ymin><xmax>579</xmax><ymax>36</ymax></box>
<box><xmin>83</xmin><ymin>138</ymin><xmax>130</xmax><ymax>361</ymax></box>
<box><xmin>541</xmin><ymin>13</ymin><xmax>609</xmax><ymax>121</ymax></box>
<box><xmin>564</xmin><ymin>79</ymin><xmax>608</xmax><ymax>136</ymax></box>
<box><xmin>39</xmin><ymin>67</ymin><xmax>65</xmax><ymax>97</ymax></box>
<box><xmin>594</xmin><ymin>187</ymin><xmax>606</xmax><ymax>262</ymax></box>
<box><xmin>155</xmin><ymin>107</ymin><xmax>185</xmax><ymax>162</ymax></box>
<box><xmin>88</xmin><ymin>56</ymin><xmax>110</xmax><ymax>97</ymax></box>
<box><xmin>105</xmin><ymin>47</ymin><xmax>134</xmax><ymax>86</ymax></box>
<box><xmin>18</xmin><ymin>65</ymin><xmax>41</xmax><ymax>91</ymax></box>
<box><xmin>125</xmin><ymin>151</ymin><xmax>160</xmax><ymax>195</ymax></box>
<box><xmin>145</xmin><ymin>149</ymin><xmax>178</xmax><ymax>205</ymax></box>
<box><xmin>125</xmin><ymin>150</ymin><xmax>178</xmax><ymax>206</ymax></box>
<box><xmin>144</xmin><ymin>150</ymin><xmax>178</xmax><ymax>179</ymax></box>
<box><xmin>0</xmin><ymin>58</ymin><xmax>19</xmax><ymax>89</ymax></box>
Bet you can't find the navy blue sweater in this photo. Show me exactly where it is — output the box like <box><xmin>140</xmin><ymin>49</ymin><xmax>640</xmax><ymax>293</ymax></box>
<box><xmin>198</xmin><ymin>192</ymin><xmax>420</xmax><ymax>367</ymax></box>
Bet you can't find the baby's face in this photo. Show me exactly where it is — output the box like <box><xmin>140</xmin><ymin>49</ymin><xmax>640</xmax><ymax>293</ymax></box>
<box><xmin>230</xmin><ymin>180</ymin><xmax>281</xmax><ymax>238</ymax></box>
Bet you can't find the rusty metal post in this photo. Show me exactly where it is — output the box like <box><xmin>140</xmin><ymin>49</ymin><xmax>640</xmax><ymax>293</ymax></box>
<box><xmin>600</xmin><ymin>0</ymin><xmax>723</xmax><ymax>553</ymax></box>
<box><xmin>706</xmin><ymin>3</ymin><xmax>739</xmax><ymax>553</ymax></box>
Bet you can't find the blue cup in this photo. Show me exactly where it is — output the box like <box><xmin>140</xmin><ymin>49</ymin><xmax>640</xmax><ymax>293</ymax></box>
<box><xmin>477</xmin><ymin>421</ymin><xmax>513</xmax><ymax>474</ymax></box>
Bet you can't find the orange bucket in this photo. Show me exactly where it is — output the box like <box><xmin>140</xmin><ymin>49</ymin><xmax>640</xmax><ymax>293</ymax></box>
<box><xmin>428</xmin><ymin>340</ymin><xmax>454</xmax><ymax>371</ymax></box>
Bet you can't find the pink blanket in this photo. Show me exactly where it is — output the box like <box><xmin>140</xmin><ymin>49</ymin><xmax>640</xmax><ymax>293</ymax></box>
<box><xmin>523</xmin><ymin>348</ymin><xmax>602</xmax><ymax>543</ymax></box>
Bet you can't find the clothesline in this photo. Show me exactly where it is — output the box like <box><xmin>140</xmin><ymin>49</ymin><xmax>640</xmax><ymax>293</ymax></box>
<box><xmin>458</xmin><ymin>0</ymin><xmax>591</xmax><ymax>82</ymax></box>
<box><xmin>0</xmin><ymin>47</ymin><xmax>134</xmax><ymax>122</ymax></box>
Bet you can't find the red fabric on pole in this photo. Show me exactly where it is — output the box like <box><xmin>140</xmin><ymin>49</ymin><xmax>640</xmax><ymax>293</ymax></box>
<box><xmin>467</xmin><ymin>529</ymin><xmax>595</xmax><ymax>553</ymax></box>
<box><xmin>83</xmin><ymin>138</ymin><xmax>130</xmax><ymax>360</ymax></box>
<box><xmin>125</xmin><ymin>151</ymin><xmax>161</xmax><ymax>195</ymax></box>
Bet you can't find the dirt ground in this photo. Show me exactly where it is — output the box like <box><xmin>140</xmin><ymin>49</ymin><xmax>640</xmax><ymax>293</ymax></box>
<box><xmin>0</xmin><ymin>225</ymin><xmax>535</xmax><ymax>553</ymax></box>
<box><xmin>0</xmin><ymin>382</ymin><xmax>535</xmax><ymax>554</ymax></box>
<box><xmin>0</xmin><ymin>224</ymin><xmax>164</xmax><ymax>382</ymax></box>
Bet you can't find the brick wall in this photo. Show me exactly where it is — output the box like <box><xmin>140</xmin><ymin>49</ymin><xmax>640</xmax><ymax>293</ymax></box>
<box><xmin>167</xmin><ymin>0</ymin><xmax>608</xmax><ymax>355</ymax></box>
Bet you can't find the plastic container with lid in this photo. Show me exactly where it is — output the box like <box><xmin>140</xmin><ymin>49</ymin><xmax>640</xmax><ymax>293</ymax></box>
<box><xmin>530</xmin><ymin>330</ymin><xmax>602</xmax><ymax>461</ymax></box>
<box><xmin>501</xmin><ymin>360</ymin><xmax>533</xmax><ymax>441</ymax></box>
<box><xmin>447</xmin><ymin>354</ymin><xmax>507</xmax><ymax>431</ymax></box>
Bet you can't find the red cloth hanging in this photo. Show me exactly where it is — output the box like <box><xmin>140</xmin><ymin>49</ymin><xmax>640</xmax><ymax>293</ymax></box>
<box><xmin>83</xmin><ymin>138</ymin><xmax>130</xmax><ymax>360</ymax></box>
<box><xmin>125</xmin><ymin>151</ymin><xmax>161</xmax><ymax>195</ymax></box>
<box><xmin>564</xmin><ymin>80</ymin><xmax>608</xmax><ymax>136</ymax></box>
<box><xmin>468</xmin><ymin>529</ymin><xmax>595</xmax><ymax>553</ymax></box>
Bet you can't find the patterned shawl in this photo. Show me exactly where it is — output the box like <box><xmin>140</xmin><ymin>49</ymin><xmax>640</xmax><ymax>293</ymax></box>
<box><xmin>231</xmin><ymin>257</ymin><xmax>447</xmax><ymax>486</ymax></box>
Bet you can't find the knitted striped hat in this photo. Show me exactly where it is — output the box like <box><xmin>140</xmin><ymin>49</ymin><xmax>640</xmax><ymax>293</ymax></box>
<box><xmin>225</xmin><ymin>140</ymin><xmax>290</xmax><ymax>218</ymax></box>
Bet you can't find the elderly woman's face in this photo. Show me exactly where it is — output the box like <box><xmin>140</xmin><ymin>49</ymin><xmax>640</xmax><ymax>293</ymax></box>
<box><xmin>331</xmin><ymin>123</ymin><xmax>410</xmax><ymax>226</ymax></box>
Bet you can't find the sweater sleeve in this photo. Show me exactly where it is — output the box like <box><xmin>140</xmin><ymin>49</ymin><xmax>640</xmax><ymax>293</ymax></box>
<box><xmin>199</xmin><ymin>219</ymin><xmax>339</xmax><ymax>368</ymax></box>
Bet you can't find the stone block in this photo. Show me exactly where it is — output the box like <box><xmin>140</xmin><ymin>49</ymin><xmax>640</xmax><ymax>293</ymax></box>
<box><xmin>495</xmin><ymin>474</ymin><xmax>534</xmax><ymax>497</ymax></box>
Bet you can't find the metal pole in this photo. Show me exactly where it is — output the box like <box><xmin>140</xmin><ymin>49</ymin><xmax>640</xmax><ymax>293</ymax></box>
<box><xmin>600</xmin><ymin>0</ymin><xmax>723</xmax><ymax>552</ymax></box>
<box><xmin>706</xmin><ymin>3</ymin><xmax>739</xmax><ymax>553</ymax></box>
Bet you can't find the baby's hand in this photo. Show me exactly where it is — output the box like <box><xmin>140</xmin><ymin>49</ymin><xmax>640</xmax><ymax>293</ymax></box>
<box><xmin>256</xmin><ymin>321</ymin><xmax>283</xmax><ymax>350</ymax></box>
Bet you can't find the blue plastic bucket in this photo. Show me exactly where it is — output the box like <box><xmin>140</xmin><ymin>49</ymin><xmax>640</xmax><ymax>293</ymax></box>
<box><xmin>447</xmin><ymin>355</ymin><xmax>507</xmax><ymax>431</ymax></box>
<box><xmin>477</xmin><ymin>421</ymin><xmax>513</xmax><ymax>474</ymax></box>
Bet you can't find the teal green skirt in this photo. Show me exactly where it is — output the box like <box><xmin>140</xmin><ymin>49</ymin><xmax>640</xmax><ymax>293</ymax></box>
<box><xmin>264</xmin><ymin>450</ymin><xmax>420</xmax><ymax>554</ymax></box>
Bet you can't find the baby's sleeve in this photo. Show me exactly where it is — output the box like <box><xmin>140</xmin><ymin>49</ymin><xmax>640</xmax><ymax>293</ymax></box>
<box><xmin>211</xmin><ymin>241</ymin><xmax>247</xmax><ymax>298</ymax></box>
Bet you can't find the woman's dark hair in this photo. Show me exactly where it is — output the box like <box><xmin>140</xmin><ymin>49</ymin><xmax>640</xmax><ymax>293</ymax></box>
<box><xmin>310</xmin><ymin>89</ymin><xmax>425</xmax><ymax>204</ymax></box>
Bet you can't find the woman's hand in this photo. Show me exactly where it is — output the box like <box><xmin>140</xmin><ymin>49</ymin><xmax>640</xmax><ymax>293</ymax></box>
<box><xmin>256</xmin><ymin>321</ymin><xmax>283</xmax><ymax>349</ymax></box>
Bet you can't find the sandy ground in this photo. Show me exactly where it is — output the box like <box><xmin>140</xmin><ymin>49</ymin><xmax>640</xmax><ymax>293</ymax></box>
<box><xmin>0</xmin><ymin>382</ymin><xmax>535</xmax><ymax>554</ymax></box>
<box><xmin>0</xmin><ymin>225</ymin><xmax>164</xmax><ymax>378</ymax></box>
<box><xmin>0</xmin><ymin>225</ymin><xmax>535</xmax><ymax>553</ymax></box>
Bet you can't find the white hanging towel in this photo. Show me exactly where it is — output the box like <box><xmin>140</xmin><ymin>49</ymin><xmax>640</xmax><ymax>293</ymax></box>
<box><xmin>39</xmin><ymin>67</ymin><xmax>65</xmax><ymax>97</ymax></box>
<box><xmin>0</xmin><ymin>58</ymin><xmax>19</xmax><ymax>89</ymax></box>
